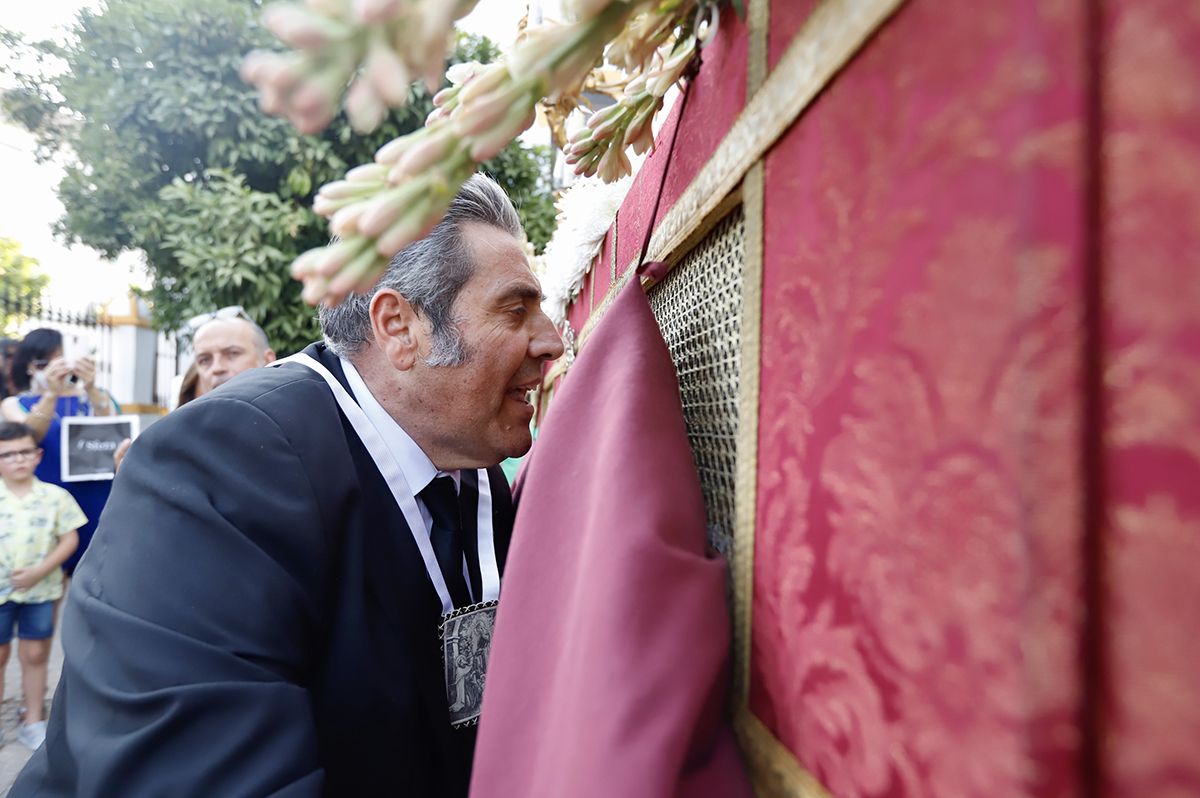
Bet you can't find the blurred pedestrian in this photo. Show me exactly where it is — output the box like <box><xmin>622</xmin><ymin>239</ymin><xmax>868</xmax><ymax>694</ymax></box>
<box><xmin>0</xmin><ymin>328</ymin><xmax>116</xmax><ymax>574</ymax></box>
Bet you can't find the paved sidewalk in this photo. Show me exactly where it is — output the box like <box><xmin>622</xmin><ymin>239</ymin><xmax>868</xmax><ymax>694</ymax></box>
<box><xmin>0</xmin><ymin>627</ymin><xmax>65</xmax><ymax>795</ymax></box>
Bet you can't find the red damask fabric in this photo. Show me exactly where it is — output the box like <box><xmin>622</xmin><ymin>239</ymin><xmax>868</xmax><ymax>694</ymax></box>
<box><xmin>753</xmin><ymin>1</ymin><xmax>1089</xmax><ymax>796</ymax></box>
<box><xmin>552</xmin><ymin>1</ymin><xmax>1200</xmax><ymax>796</ymax></box>
<box><xmin>1102</xmin><ymin>1</ymin><xmax>1200</xmax><ymax>795</ymax></box>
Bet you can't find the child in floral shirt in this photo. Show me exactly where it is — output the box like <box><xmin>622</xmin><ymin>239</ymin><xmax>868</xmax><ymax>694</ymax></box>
<box><xmin>0</xmin><ymin>422</ymin><xmax>83</xmax><ymax>750</ymax></box>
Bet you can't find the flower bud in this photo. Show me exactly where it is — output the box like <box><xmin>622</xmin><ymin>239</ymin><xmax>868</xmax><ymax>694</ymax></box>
<box><xmin>345</xmin><ymin>163</ymin><xmax>388</xmax><ymax>184</ymax></box>
<box><xmin>390</xmin><ymin>130</ymin><xmax>456</xmax><ymax>183</ymax></box>
<box><xmin>314</xmin><ymin>237</ymin><xmax>371</xmax><ymax>278</ymax></box>
<box><xmin>588</xmin><ymin>110</ymin><xmax>626</xmax><ymax>143</ymax></box>
<box><xmin>596</xmin><ymin>144</ymin><xmax>631</xmax><ymax>182</ymax></box>
<box><xmin>328</xmin><ymin>242</ymin><xmax>386</xmax><ymax>298</ymax></box>
<box><xmin>301</xmin><ymin>274</ymin><xmax>330</xmax><ymax>305</ymax></box>
<box><xmin>508</xmin><ymin>22</ymin><xmax>577</xmax><ymax>82</ymax></box>
<box><xmin>345</xmin><ymin>78</ymin><xmax>387</xmax><ymax>133</ymax></box>
<box><xmin>568</xmin><ymin>137</ymin><xmax>596</xmax><ymax>159</ymax></box>
<box><xmin>352</xmin><ymin>0</ymin><xmax>403</xmax><ymax>24</ymax></box>
<box><xmin>330</xmin><ymin>201</ymin><xmax>368</xmax><ymax>237</ymax></box>
<box><xmin>257</xmin><ymin>85</ymin><xmax>285</xmax><ymax>116</ymax></box>
<box><xmin>291</xmin><ymin>246</ymin><xmax>325</xmax><ymax>279</ymax></box>
<box><xmin>458</xmin><ymin>64</ymin><xmax>509</xmax><ymax>105</ymax></box>
<box><xmin>454</xmin><ymin>87</ymin><xmax>520</xmax><ymax>138</ymax></box>
<box><xmin>375</xmin><ymin>133</ymin><xmax>415</xmax><ymax>165</ymax></box>
<box><xmin>585</xmin><ymin>102</ymin><xmax>622</xmax><ymax>130</ymax></box>
<box><xmin>374</xmin><ymin>195</ymin><xmax>441</xmax><ymax>257</ymax></box>
<box><xmin>357</xmin><ymin>181</ymin><xmax>426</xmax><ymax>238</ymax></box>
<box><xmin>445</xmin><ymin>61</ymin><xmax>481</xmax><ymax>86</ymax></box>
<box><xmin>263</xmin><ymin>3</ymin><xmax>345</xmax><ymax>49</ymax></box>
<box><xmin>468</xmin><ymin>105</ymin><xmax>536</xmax><ymax>162</ymax></box>
<box><xmin>317</xmin><ymin>179</ymin><xmax>366</xmax><ymax>200</ymax></box>
<box><xmin>569</xmin><ymin>125</ymin><xmax>593</xmax><ymax>145</ymax></box>
<box><xmin>365</xmin><ymin>38</ymin><xmax>412</xmax><ymax>107</ymax></box>
<box><xmin>290</xmin><ymin>103</ymin><xmax>336</xmax><ymax>135</ymax></box>
<box><xmin>622</xmin><ymin>74</ymin><xmax>647</xmax><ymax>97</ymax></box>
<box><xmin>240</xmin><ymin>50</ymin><xmax>277</xmax><ymax>84</ymax></box>
<box><xmin>312</xmin><ymin>194</ymin><xmax>344</xmax><ymax>217</ymax></box>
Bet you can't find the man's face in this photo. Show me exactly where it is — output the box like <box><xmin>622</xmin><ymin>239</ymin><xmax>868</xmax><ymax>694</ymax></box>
<box><xmin>193</xmin><ymin>319</ymin><xmax>274</xmax><ymax>394</ymax></box>
<box><xmin>0</xmin><ymin>436</ymin><xmax>41</xmax><ymax>482</ymax></box>
<box><xmin>410</xmin><ymin>222</ymin><xmax>564</xmax><ymax>467</ymax></box>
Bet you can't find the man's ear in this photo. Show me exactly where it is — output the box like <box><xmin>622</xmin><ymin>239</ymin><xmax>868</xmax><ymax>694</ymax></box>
<box><xmin>370</xmin><ymin>288</ymin><xmax>424</xmax><ymax>371</ymax></box>
<box><xmin>262</xmin><ymin>349</ymin><xmax>277</xmax><ymax>365</ymax></box>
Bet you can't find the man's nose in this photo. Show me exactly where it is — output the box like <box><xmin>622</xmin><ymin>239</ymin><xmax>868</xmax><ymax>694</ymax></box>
<box><xmin>529</xmin><ymin>310</ymin><xmax>565</xmax><ymax>362</ymax></box>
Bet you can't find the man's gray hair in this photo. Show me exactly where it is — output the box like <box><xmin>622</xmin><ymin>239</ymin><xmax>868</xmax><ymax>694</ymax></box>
<box><xmin>319</xmin><ymin>173</ymin><xmax>524</xmax><ymax>365</ymax></box>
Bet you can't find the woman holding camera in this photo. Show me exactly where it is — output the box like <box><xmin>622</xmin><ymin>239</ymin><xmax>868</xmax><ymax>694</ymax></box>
<box><xmin>1</xmin><ymin>328</ymin><xmax>116</xmax><ymax>575</ymax></box>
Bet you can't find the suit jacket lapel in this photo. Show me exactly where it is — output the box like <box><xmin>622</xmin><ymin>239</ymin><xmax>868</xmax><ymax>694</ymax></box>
<box><xmin>303</xmin><ymin>344</ymin><xmax>442</xmax><ymax>634</ymax></box>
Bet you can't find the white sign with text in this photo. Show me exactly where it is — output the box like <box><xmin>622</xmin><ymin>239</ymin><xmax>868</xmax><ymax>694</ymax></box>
<box><xmin>60</xmin><ymin>415</ymin><xmax>140</xmax><ymax>483</ymax></box>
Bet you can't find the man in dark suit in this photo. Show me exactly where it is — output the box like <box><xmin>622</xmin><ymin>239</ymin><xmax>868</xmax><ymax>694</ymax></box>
<box><xmin>12</xmin><ymin>174</ymin><xmax>564</xmax><ymax>797</ymax></box>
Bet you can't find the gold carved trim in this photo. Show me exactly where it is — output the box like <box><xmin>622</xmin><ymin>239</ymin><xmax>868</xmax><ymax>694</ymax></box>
<box><xmin>644</xmin><ymin>0</ymin><xmax>905</xmax><ymax>267</ymax></box>
<box><xmin>733</xmin><ymin>161</ymin><xmax>763</xmax><ymax>705</ymax></box>
<box><xmin>747</xmin><ymin>0</ymin><xmax>770</xmax><ymax>96</ymax></box>
<box><xmin>589</xmin><ymin>251</ymin><xmax>597</xmax><ymax>310</ymax></box>
<box><xmin>610</xmin><ymin>209</ymin><xmax>619</xmax><ymax>284</ymax></box>
<box><xmin>735</xmin><ymin>709</ymin><xmax>834</xmax><ymax>798</ymax></box>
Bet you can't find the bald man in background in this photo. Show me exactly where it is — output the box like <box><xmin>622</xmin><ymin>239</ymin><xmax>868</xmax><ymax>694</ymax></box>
<box><xmin>193</xmin><ymin>316</ymin><xmax>276</xmax><ymax>394</ymax></box>
<box><xmin>113</xmin><ymin>315</ymin><xmax>276</xmax><ymax>472</ymax></box>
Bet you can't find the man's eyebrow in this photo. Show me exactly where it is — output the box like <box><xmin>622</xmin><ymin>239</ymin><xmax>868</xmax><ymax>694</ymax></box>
<box><xmin>496</xmin><ymin>283</ymin><xmax>545</xmax><ymax>303</ymax></box>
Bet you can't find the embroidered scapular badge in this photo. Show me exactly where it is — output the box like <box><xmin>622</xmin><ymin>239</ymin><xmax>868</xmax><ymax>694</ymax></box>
<box><xmin>440</xmin><ymin>601</ymin><xmax>498</xmax><ymax>728</ymax></box>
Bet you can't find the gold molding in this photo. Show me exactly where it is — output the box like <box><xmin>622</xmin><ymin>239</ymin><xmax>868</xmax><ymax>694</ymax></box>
<box><xmin>589</xmin><ymin>251</ymin><xmax>597</xmax><ymax>310</ymax></box>
<box><xmin>747</xmin><ymin>0</ymin><xmax>770</xmax><ymax>96</ymax></box>
<box><xmin>731</xmin><ymin>0</ymin><xmax>770</xmax><ymax>712</ymax></box>
<box><xmin>610</xmin><ymin>209</ymin><xmax>619</xmax><ymax>284</ymax></box>
<box><xmin>733</xmin><ymin>161</ymin><xmax>764</xmax><ymax>706</ymax></box>
<box><xmin>644</xmin><ymin>0</ymin><xmax>905</xmax><ymax>268</ymax></box>
<box><xmin>735</xmin><ymin>709</ymin><xmax>834</xmax><ymax>798</ymax></box>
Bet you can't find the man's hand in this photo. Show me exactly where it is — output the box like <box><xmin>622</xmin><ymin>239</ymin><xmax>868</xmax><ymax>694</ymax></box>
<box><xmin>10</xmin><ymin>566</ymin><xmax>46</xmax><ymax>592</ymax></box>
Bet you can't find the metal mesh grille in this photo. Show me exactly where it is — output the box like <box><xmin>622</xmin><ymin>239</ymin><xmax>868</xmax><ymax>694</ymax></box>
<box><xmin>647</xmin><ymin>208</ymin><xmax>745</xmax><ymax>560</ymax></box>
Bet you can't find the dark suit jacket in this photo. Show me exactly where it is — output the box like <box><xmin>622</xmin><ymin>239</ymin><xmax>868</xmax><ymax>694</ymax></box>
<box><xmin>12</xmin><ymin>343</ymin><xmax>514</xmax><ymax>798</ymax></box>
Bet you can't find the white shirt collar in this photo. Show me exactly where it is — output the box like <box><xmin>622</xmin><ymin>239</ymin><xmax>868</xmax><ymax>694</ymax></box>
<box><xmin>339</xmin><ymin>357</ymin><xmax>459</xmax><ymax>494</ymax></box>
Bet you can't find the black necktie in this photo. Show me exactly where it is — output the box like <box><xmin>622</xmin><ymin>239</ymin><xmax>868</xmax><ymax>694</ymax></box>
<box><xmin>419</xmin><ymin>476</ymin><xmax>472</xmax><ymax>607</ymax></box>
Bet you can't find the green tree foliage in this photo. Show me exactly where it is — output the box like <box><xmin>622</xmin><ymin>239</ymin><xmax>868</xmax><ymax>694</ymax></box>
<box><xmin>2</xmin><ymin>0</ymin><xmax>555</xmax><ymax>354</ymax></box>
<box><xmin>0</xmin><ymin>238</ymin><xmax>51</xmax><ymax>335</ymax></box>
